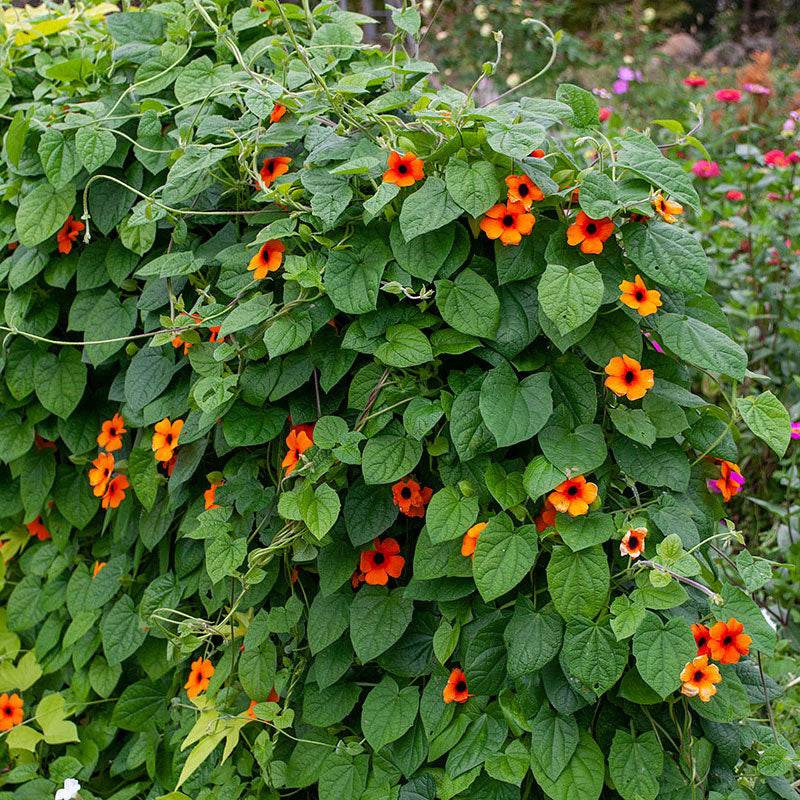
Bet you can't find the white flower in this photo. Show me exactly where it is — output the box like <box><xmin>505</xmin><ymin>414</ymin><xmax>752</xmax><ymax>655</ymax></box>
<box><xmin>506</xmin><ymin>72</ymin><xmax>521</xmax><ymax>87</ymax></box>
<box><xmin>479</xmin><ymin>22</ymin><xmax>492</xmax><ymax>37</ymax></box>
<box><xmin>642</xmin><ymin>7</ymin><xmax>656</xmax><ymax>23</ymax></box>
<box><xmin>473</xmin><ymin>4</ymin><xmax>488</xmax><ymax>20</ymax></box>
<box><xmin>55</xmin><ymin>779</ymin><xmax>81</xmax><ymax>800</ymax></box>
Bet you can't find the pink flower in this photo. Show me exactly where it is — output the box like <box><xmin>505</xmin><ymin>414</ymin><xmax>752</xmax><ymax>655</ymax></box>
<box><xmin>791</xmin><ymin>422</ymin><xmax>800</xmax><ymax>441</ymax></box>
<box><xmin>726</xmin><ymin>190</ymin><xmax>745</xmax><ymax>201</ymax></box>
<box><xmin>692</xmin><ymin>160</ymin><xmax>721</xmax><ymax>178</ymax></box>
<box><xmin>787</xmin><ymin>151</ymin><xmax>800</xmax><ymax>165</ymax></box>
<box><xmin>683</xmin><ymin>74</ymin><xmax>707</xmax><ymax>87</ymax></box>
<box><xmin>714</xmin><ymin>88</ymin><xmax>742</xmax><ymax>103</ymax></box>
<box><xmin>598</xmin><ymin>107</ymin><xmax>611</xmax><ymax>122</ymax></box>
<box><xmin>766</xmin><ymin>192</ymin><xmax>783</xmax><ymax>201</ymax></box>
<box><xmin>742</xmin><ymin>83</ymin><xmax>770</xmax><ymax>96</ymax></box>
<box><xmin>765</xmin><ymin>149</ymin><xmax>789</xmax><ymax>168</ymax></box>
<box><xmin>642</xmin><ymin>330</ymin><xmax>664</xmax><ymax>354</ymax></box>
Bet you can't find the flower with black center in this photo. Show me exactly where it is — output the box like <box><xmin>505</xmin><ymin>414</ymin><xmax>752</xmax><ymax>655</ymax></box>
<box><xmin>152</xmin><ymin>418</ymin><xmax>184</xmax><ymax>462</ymax></box>
<box><xmin>25</xmin><ymin>515</ymin><xmax>50</xmax><ymax>541</ymax></box>
<box><xmin>89</xmin><ymin>452</ymin><xmax>115</xmax><ymax>496</ymax></box>
<box><xmin>707</xmin><ymin>459</ymin><xmax>745</xmax><ymax>502</ymax></box>
<box><xmin>680</xmin><ymin>655</ymin><xmax>721</xmax><ymax>702</ymax></box>
<box><xmin>185</xmin><ymin>657</ymin><xmax>214</xmax><ymax>699</ymax></box>
<box><xmin>461</xmin><ymin>522</ymin><xmax>487</xmax><ymax>559</ymax></box>
<box><xmin>97</xmin><ymin>413</ymin><xmax>126</xmax><ymax>452</ymax></box>
<box><xmin>566</xmin><ymin>211</ymin><xmax>614</xmax><ymax>254</ymax></box>
<box><xmin>391</xmin><ymin>477</ymin><xmax>433</xmax><ymax>518</ymax></box>
<box><xmin>359</xmin><ymin>537</ymin><xmax>405</xmax><ymax>585</ymax></box>
<box><xmin>619</xmin><ymin>527</ymin><xmax>646</xmax><ymax>558</ymax></box>
<box><xmin>479</xmin><ymin>200</ymin><xmax>535</xmax><ymax>245</ymax></box>
<box><xmin>382</xmin><ymin>151</ymin><xmax>424</xmax><ymax>187</ymax></box>
<box><xmin>505</xmin><ymin>174</ymin><xmax>543</xmax><ymax>208</ymax></box>
<box><xmin>604</xmin><ymin>354</ymin><xmax>654</xmax><ymax>401</ymax></box>
<box><xmin>57</xmin><ymin>214</ymin><xmax>84</xmax><ymax>254</ymax></box>
<box><xmin>619</xmin><ymin>275</ymin><xmax>662</xmax><ymax>317</ymax></box>
<box><xmin>259</xmin><ymin>156</ymin><xmax>291</xmax><ymax>188</ymax></box>
<box><xmin>282</xmin><ymin>423</ymin><xmax>314</xmax><ymax>476</ymax></box>
<box><xmin>443</xmin><ymin>668</ymin><xmax>470</xmax><ymax>704</ymax></box>
<box><xmin>692</xmin><ymin>623</ymin><xmax>711</xmax><ymax>657</ymax></box>
<box><xmin>102</xmin><ymin>475</ymin><xmax>129</xmax><ymax>510</ymax></box>
<box><xmin>708</xmin><ymin>618</ymin><xmax>751</xmax><ymax>664</ymax></box>
<box><xmin>0</xmin><ymin>693</ymin><xmax>23</xmax><ymax>731</ymax></box>
<box><xmin>548</xmin><ymin>475</ymin><xmax>598</xmax><ymax>517</ymax></box>
<box><xmin>653</xmin><ymin>193</ymin><xmax>684</xmax><ymax>223</ymax></box>
<box><xmin>248</xmin><ymin>239</ymin><xmax>285</xmax><ymax>280</ymax></box>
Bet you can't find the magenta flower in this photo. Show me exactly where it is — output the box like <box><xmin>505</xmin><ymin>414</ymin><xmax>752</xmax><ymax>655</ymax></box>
<box><xmin>691</xmin><ymin>160</ymin><xmax>721</xmax><ymax>178</ymax></box>
<box><xmin>743</xmin><ymin>83</ymin><xmax>770</xmax><ymax>96</ymax></box>
<box><xmin>612</xmin><ymin>79</ymin><xmax>629</xmax><ymax>95</ymax></box>
<box><xmin>764</xmin><ymin>150</ymin><xmax>789</xmax><ymax>168</ymax></box>
<box><xmin>791</xmin><ymin>422</ymin><xmax>800</xmax><ymax>440</ymax></box>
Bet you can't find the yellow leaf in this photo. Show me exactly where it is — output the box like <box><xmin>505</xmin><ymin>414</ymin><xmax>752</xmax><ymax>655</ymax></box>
<box><xmin>176</xmin><ymin>730</ymin><xmax>226</xmax><ymax>789</ymax></box>
<box><xmin>15</xmin><ymin>651</ymin><xmax>42</xmax><ymax>691</ymax></box>
<box><xmin>35</xmin><ymin>693</ymin><xmax>79</xmax><ymax>744</ymax></box>
<box><xmin>5</xmin><ymin>723</ymin><xmax>43</xmax><ymax>753</ymax></box>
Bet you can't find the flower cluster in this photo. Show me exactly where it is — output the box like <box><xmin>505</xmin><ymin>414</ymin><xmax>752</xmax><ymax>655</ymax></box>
<box><xmin>682</xmin><ymin>618</ymin><xmax>751</xmax><ymax>701</ymax></box>
<box><xmin>89</xmin><ymin>414</ymin><xmax>130</xmax><ymax>510</ymax></box>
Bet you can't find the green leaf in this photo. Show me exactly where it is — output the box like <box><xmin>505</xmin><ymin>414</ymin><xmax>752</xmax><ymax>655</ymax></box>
<box><xmin>556</xmin><ymin>83</ymin><xmax>600</xmax><ymax>128</ymax></box>
<box><xmin>563</xmin><ymin>616</ymin><xmax>628</xmax><ymax>694</ymax></box>
<box><xmin>486</xmin><ymin>121</ymin><xmax>545</xmax><ymax>158</ymax></box>
<box><xmin>399</xmin><ymin>177</ymin><xmax>462</xmax><ymax>241</ymax></box>
<box><xmin>444</xmin><ymin>158</ymin><xmax>500</xmax><ymax>218</ymax></box>
<box><xmin>450</xmin><ymin>389</ymin><xmax>497</xmax><ymax>461</ymax></box>
<box><xmin>308</xmin><ymin>592</ymin><xmax>351</xmax><ymax>654</ymax></box>
<box><xmin>632</xmin><ymin>612</ymin><xmax>696</xmax><ymax>698</ymax></box>
<box><xmin>479</xmin><ymin>362</ymin><xmax>552</xmax><ymax>447</ymax></box>
<box><xmin>5</xmin><ymin>109</ymin><xmax>30</xmax><ymax>168</ymax></box>
<box><xmin>504</xmin><ymin>597</ymin><xmax>563</xmax><ymax>678</ymax></box>
<box><xmin>0</xmin><ymin>412</ymin><xmax>34</xmax><ymax>462</ymax></box>
<box><xmin>436</xmin><ymin>268</ymin><xmax>500</xmax><ymax>339</ymax></box>
<box><xmin>375</xmin><ymin>324</ymin><xmax>434</xmax><ymax>368</ymax></box>
<box><xmin>217</xmin><ymin>295</ymin><xmax>275</xmax><ymax>338</ymax></box>
<box><xmin>610</xmin><ymin>596</ymin><xmax>646</xmax><ymax>641</ymax></box>
<box><xmin>319</xmin><ymin>753</ymin><xmax>369</xmax><ymax>800</ymax></box>
<box><xmin>539</xmin><ymin>419</ymin><xmax>607</xmax><ymax>475</ymax></box>
<box><xmin>15</xmin><ymin>183</ymin><xmax>76</xmax><ymax>248</ymax></box>
<box><xmin>38</xmin><ymin>130</ymin><xmax>82</xmax><ymax>190</ymax></box>
<box><xmin>300</xmin><ymin>484</ymin><xmax>340</xmax><ymax>541</ymax></box>
<box><xmin>557</xmin><ymin>513</ymin><xmax>615</xmax><ymax>551</ymax></box>
<box><xmin>538</xmin><ymin>261</ymin><xmax>603</xmax><ymax>338</ymax></box>
<box><xmin>522</xmin><ymin>456</ymin><xmax>566</xmax><ymax>501</ymax></box>
<box><xmin>578</xmin><ymin>172</ymin><xmax>620</xmax><ymax>218</ymax></box>
<box><xmin>485</xmin><ymin>740</ymin><xmax>529</xmax><ymax>785</ymax></box>
<box><xmin>485</xmin><ymin>463</ymin><xmax>526</xmax><ymax>510</ymax></box>
<box><xmin>531</xmin><ymin>729</ymin><xmax>604</xmax><ymax>800</ymax></box>
<box><xmin>735</xmin><ymin>551</ymin><xmax>771</xmax><ymax>592</ymax></box>
<box><xmin>403</xmin><ymin>396</ymin><xmax>444</xmax><ymax>440</ymax></box>
<box><xmin>426</xmin><ymin>485</ymin><xmax>479</xmax><ymax>544</ymax></box>
<box><xmin>736</xmin><ymin>391</ymin><xmax>791</xmax><ymax>457</ymax></box>
<box><xmin>473</xmin><ymin>514</ymin><xmax>538</xmax><ymax>602</ymax></box>
<box><xmin>546</xmin><ymin>545</ymin><xmax>609</xmax><ymax>620</ymax></box>
<box><xmin>361</xmin><ymin>434</ymin><xmax>422</xmax><ymax>485</ymax></box>
<box><xmin>33</xmin><ymin>348</ymin><xmax>87</xmax><ymax>419</ymax></box>
<box><xmin>529</xmin><ymin>704</ymin><xmax>578</xmax><ymax>782</ymax></box>
<box><xmin>239</xmin><ymin>641</ymin><xmax>277</xmax><ymax>701</ymax></box>
<box><xmin>445</xmin><ymin>711</ymin><xmax>507</xmax><ymax>778</ymax></box>
<box><xmin>205</xmin><ymin>532</ymin><xmax>247</xmax><ymax>583</ymax></box>
<box><xmin>349</xmin><ymin>587</ymin><xmax>414</xmax><ymax>662</ymax></box>
<box><xmin>623</xmin><ymin>221</ymin><xmax>707</xmax><ymax>292</ymax></box>
<box><xmin>612</xmin><ymin>438</ymin><xmax>690</xmax><ymax>492</ymax></box>
<box><xmin>324</xmin><ymin>240</ymin><xmax>390</xmax><ymax>314</ymax></box>
<box><xmin>608</xmin><ymin>730</ymin><xmax>663</xmax><ymax>800</ymax></box>
<box><xmin>135</xmin><ymin>251</ymin><xmax>199</xmax><ymax>278</ymax></box>
<box><xmin>83</xmin><ymin>292</ymin><xmax>138</xmax><ymax>365</ymax></box>
<box><xmin>75</xmin><ymin>127</ymin><xmax>117</xmax><ymax>172</ymax></box>
<box><xmin>112</xmin><ymin>680</ymin><xmax>165</xmax><ymax>731</ymax></box>
<box><xmin>101</xmin><ymin>595</ymin><xmax>147</xmax><ymax>666</ymax></box>
<box><xmin>609</xmin><ymin>407</ymin><xmax>657</xmax><ymax>446</ymax></box>
<box><xmin>361</xmin><ymin>676</ymin><xmax>419</xmax><ymax>752</ymax></box>
<box><xmin>389</xmin><ymin>220</ymin><xmax>454</xmax><ymax>283</ymax></box>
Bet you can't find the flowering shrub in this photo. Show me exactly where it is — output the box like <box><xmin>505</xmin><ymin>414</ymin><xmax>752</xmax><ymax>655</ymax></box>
<box><xmin>0</xmin><ymin>2</ymin><xmax>796</xmax><ymax>799</ymax></box>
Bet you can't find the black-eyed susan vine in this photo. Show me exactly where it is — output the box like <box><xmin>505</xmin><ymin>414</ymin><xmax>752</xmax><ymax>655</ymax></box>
<box><xmin>0</xmin><ymin>1</ymin><xmax>796</xmax><ymax>798</ymax></box>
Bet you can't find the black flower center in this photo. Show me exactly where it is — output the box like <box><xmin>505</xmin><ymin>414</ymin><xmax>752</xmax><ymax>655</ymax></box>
<box><xmin>518</xmin><ymin>184</ymin><xmax>529</xmax><ymax>196</ymax></box>
<box><xmin>586</xmin><ymin>222</ymin><xmax>597</xmax><ymax>235</ymax></box>
<box><xmin>567</xmin><ymin>485</ymin><xmax>578</xmax><ymax>496</ymax></box>
<box><xmin>398</xmin><ymin>164</ymin><xmax>408</xmax><ymax>174</ymax></box>
<box><xmin>697</xmin><ymin>636</ymin><xmax>706</xmax><ymax>647</ymax></box>
<box><xmin>109</xmin><ymin>427</ymin><xmax>117</xmax><ymax>436</ymax></box>
<box><xmin>624</xmin><ymin>371</ymin><xmax>635</xmax><ymax>384</ymax></box>
<box><xmin>400</xmin><ymin>487</ymin><xmax>412</xmax><ymax>499</ymax></box>
<box><xmin>455</xmin><ymin>681</ymin><xmax>467</xmax><ymax>693</ymax></box>
<box><xmin>723</xmin><ymin>635</ymin><xmax>732</xmax><ymax>646</ymax></box>
<box><xmin>502</xmin><ymin>215</ymin><xmax>514</xmax><ymax>227</ymax></box>
<box><xmin>634</xmin><ymin>291</ymin><xmax>644</xmax><ymax>301</ymax></box>
<box><xmin>373</xmin><ymin>552</ymin><xmax>385</xmax><ymax>565</ymax></box>
<box><xmin>694</xmin><ymin>670</ymin><xmax>704</xmax><ymax>682</ymax></box>
<box><xmin>266</xmin><ymin>161</ymin><xmax>274</xmax><ymax>173</ymax></box>
<box><xmin>628</xmin><ymin>536</ymin><xmax>639</xmax><ymax>549</ymax></box>
<box><xmin>2</xmin><ymin>707</ymin><xmax>10</xmax><ymax>716</ymax></box>
<box><xmin>166</xmin><ymin>434</ymin><xmax>173</xmax><ymax>444</ymax></box>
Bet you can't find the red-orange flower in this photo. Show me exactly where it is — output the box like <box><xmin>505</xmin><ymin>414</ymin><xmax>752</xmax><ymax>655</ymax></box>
<box><xmin>708</xmin><ymin>618</ymin><xmax>751</xmax><ymax>664</ymax></box>
<box><xmin>382</xmin><ymin>150</ymin><xmax>424</xmax><ymax>187</ymax></box>
<box><xmin>619</xmin><ymin>275</ymin><xmax>662</xmax><ymax>317</ymax></box>
<box><xmin>204</xmin><ymin>481</ymin><xmax>224</xmax><ymax>510</ymax></box>
<box><xmin>57</xmin><ymin>214</ymin><xmax>84</xmax><ymax>255</ymax></box>
<box><xmin>443</xmin><ymin>668</ymin><xmax>470</xmax><ymax>704</ymax></box>
<box><xmin>89</xmin><ymin>452</ymin><xmax>115</xmax><ymax>496</ymax></box>
<box><xmin>505</xmin><ymin>174</ymin><xmax>543</xmax><ymax>208</ymax></box>
<box><xmin>692</xmin><ymin>623</ymin><xmax>711</xmax><ymax>657</ymax></box>
<box><xmin>185</xmin><ymin>658</ymin><xmax>214</xmax><ymax>699</ymax></box>
<box><xmin>209</xmin><ymin>325</ymin><xmax>223</xmax><ymax>342</ymax></box>
<box><xmin>34</xmin><ymin>433</ymin><xmax>57</xmax><ymax>452</ymax></box>
<box><xmin>604</xmin><ymin>354</ymin><xmax>654</xmax><ymax>401</ymax></box>
<box><xmin>0</xmin><ymin>693</ymin><xmax>24</xmax><ymax>731</ymax></box>
<box><xmin>680</xmin><ymin>655</ymin><xmax>721</xmax><ymax>702</ymax></box>
<box><xmin>102</xmin><ymin>475</ymin><xmax>129</xmax><ymax>510</ymax></box>
<box><xmin>707</xmin><ymin>460</ymin><xmax>745</xmax><ymax>502</ymax></box>
<box><xmin>653</xmin><ymin>194</ymin><xmax>684</xmax><ymax>224</ymax></box>
<box><xmin>248</xmin><ymin>239</ymin><xmax>284</xmax><ymax>280</ymax></box>
<box><xmin>26</xmin><ymin>516</ymin><xmax>50</xmax><ymax>541</ymax></box>
<box><xmin>461</xmin><ymin>522</ymin><xmax>486</xmax><ymax>559</ymax></box>
<box><xmin>566</xmin><ymin>211</ymin><xmax>614</xmax><ymax>254</ymax></box>
<box><xmin>359</xmin><ymin>538</ymin><xmax>405</xmax><ymax>585</ymax></box>
<box><xmin>259</xmin><ymin>156</ymin><xmax>291</xmax><ymax>188</ymax></box>
<box><xmin>548</xmin><ymin>475</ymin><xmax>597</xmax><ymax>517</ymax></box>
<box><xmin>480</xmin><ymin>201</ymin><xmax>535</xmax><ymax>246</ymax></box>
<box><xmin>529</xmin><ymin>148</ymin><xmax>545</xmax><ymax>158</ymax></box>
<box><xmin>152</xmin><ymin>418</ymin><xmax>183</xmax><ymax>462</ymax></box>
<box><xmin>535</xmin><ymin>500</ymin><xmax>557</xmax><ymax>533</ymax></box>
<box><xmin>391</xmin><ymin>477</ymin><xmax>433</xmax><ymax>518</ymax></box>
<box><xmin>93</xmin><ymin>561</ymin><xmax>107</xmax><ymax>578</ymax></box>
<box><xmin>97</xmin><ymin>413</ymin><xmax>126</xmax><ymax>452</ymax></box>
<box><xmin>619</xmin><ymin>527</ymin><xmax>646</xmax><ymax>558</ymax></box>
<box><xmin>351</xmin><ymin>569</ymin><xmax>365</xmax><ymax>589</ymax></box>
<box><xmin>171</xmin><ymin>312</ymin><xmax>201</xmax><ymax>354</ymax></box>
<box><xmin>270</xmin><ymin>103</ymin><xmax>287</xmax><ymax>123</ymax></box>
<box><xmin>282</xmin><ymin>423</ymin><xmax>314</xmax><ymax>476</ymax></box>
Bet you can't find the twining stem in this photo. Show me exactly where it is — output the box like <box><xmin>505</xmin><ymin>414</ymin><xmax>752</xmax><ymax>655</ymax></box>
<box><xmin>636</xmin><ymin>561</ymin><xmax>718</xmax><ymax>599</ymax></box>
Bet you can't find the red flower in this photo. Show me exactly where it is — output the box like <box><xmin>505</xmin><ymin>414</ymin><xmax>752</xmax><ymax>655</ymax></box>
<box><xmin>505</xmin><ymin>174</ymin><xmax>543</xmax><ymax>208</ymax></box>
<box><xmin>480</xmin><ymin>201</ymin><xmax>535</xmax><ymax>246</ymax></box>
<box><xmin>726</xmin><ymin>189</ymin><xmax>745</xmax><ymax>201</ymax></box>
<box><xmin>152</xmin><ymin>418</ymin><xmax>183</xmax><ymax>462</ymax></box>
<box><xmin>89</xmin><ymin>452</ymin><xmax>115</xmax><ymax>496</ymax></box>
<box><xmin>683</xmin><ymin>74</ymin><xmax>707</xmax><ymax>87</ymax></box>
<box><xmin>566</xmin><ymin>211</ymin><xmax>614</xmax><ymax>254</ymax></box>
<box><xmin>764</xmin><ymin>149</ymin><xmax>789</xmax><ymax>168</ymax></box>
<box><xmin>548</xmin><ymin>475</ymin><xmax>597</xmax><ymax>517</ymax></box>
<box><xmin>443</xmin><ymin>668</ymin><xmax>470</xmax><ymax>704</ymax></box>
<box><xmin>529</xmin><ymin>149</ymin><xmax>545</xmax><ymax>158</ymax></box>
<box><xmin>57</xmin><ymin>215</ymin><xmax>84</xmax><ymax>254</ymax></box>
<box><xmin>535</xmin><ymin>501</ymin><xmax>556</xmax><ymax>533</ymax></box>
<box><xmin>680</xmin><ymin>655</ymin><xmax>721</xmax><ymax>702</ymax></box>
<box><xmin>619</xmin><ymin>527</ymin><xmax>646</xmax><ymax>558</ymax></box>
<box><xmin>204</xmin><ymin>481</ymin><xmax>224</xmax><ymax>510</ymax></box>
<box><xmin>598</xmin><ymin>107</ymin><xmax>611</xmax><ymax>122</ymax></box>
<box><xmin>391</xmin><ymin>477</ymin><xmax>433</xmax><ymax>518</ymax></box>
<box><xmin>0</xmin><ymin>693</ymin><xmax>23</xmax><ymax>731</ymax></box>
<box><xmin>185</xmin><ymin>658</ymin><xmax>214</xmax><ymax>698</ymax></box>
<box><xmin>714</xmin><ymin>88</ymin><xmax>742</xmax><ymax>103</ymax></box>
<box><xmin>359</xmin><ymin>538</ymin><xmax>405</xmax><ymax>585</ymax></box>
<box><xmin>25</xmin><ymin>516</ymin><xmax>50</xmax><ymax>541</ymax></box>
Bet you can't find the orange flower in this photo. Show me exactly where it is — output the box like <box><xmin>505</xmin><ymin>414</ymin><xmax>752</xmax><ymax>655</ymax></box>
<box><xmin>34</xmin><ymin>433</ymin><xmax>57</xmax><ymax>452</ymax></box>
<box><xmin>185</xmin><ymin>658</ymin><xmax>214</xmax><ymax>699</ymax></box>
<box><xmin>391</xmin><ymin>477</ymin><xmax>433</xmax><ymax>518</ymax></box>
<box><xmin>359</xmin><ymin>537</ymin><xmax>405</xmax><ymax>585</ymax></box>
<box><xmin>247</xmin><ymin>685</ymin><xmax>280</xmax><ymax>718</ymax></box>
<box><xmin>248</xmin><ymin>239</ymin><xmax>285</xmax><ymax>280</ymax></box>
<box><xmin>443</xmin><ymin>668</ymin><xmax>470</xmax><ymax>704</ymax></box>
<box><xmin>204</xmin><ymin>481</ymin><xmax>224</xmax><ymax>510</ymax></box>
<box><xmin>480</xmin><ymin>201</ymin><xmax>535</xmax><ymax>246</ymax></box>
<box><xmin>619</xmin><ymin>527</ymin><xmax>646</xmax><ymax>558</ymax></box>
<box><xmin>529</xmin><ymin>148</ymin><xmax>545</xmax><ymax>158</ymax></box>
<box><xmin>270</xmin><ymin>103</ymin><xmax>287</xmax><ymax>123</ymax></box>
<box><xmin>259</xmin><ymin>156</ymin><xmax>291</xmax><ymax>188</ymax></box>
<box><xmin>604</xmin><ymin>354</ymin><xmax>654</xmax><ymax>401</ymax></box>
<box><xmin>164</xmin><ymin>454</ymin><xmax>177</xmax><ymax>476</ymax></box>
<box><xmin>282</xmin><ymin>423</ymin><xmax>314</xmax><ymax>476</ymax></box>
<box><xmin>25</xmin><ymin>516</ymin><xmax>50</xmax><ymax>541</ymax></box>
<box><xmin>548</xmin><ymin>475</ymin><xmax>597</xmax><ymax>517</ymax></box>
<box><xmin>89</xmin><ymin>452</ymin><xmax>115</xmax><ymax>496</ymax></box>
<box><xmin>152</xmin><ymin>418</ymin><xmax>183</xmax><ymax>462</ymax></box>
<box><xmin>92</xmin><ymin>560</ymin><xmax>107</xmax><ymax>578</ymax></box>
<box><xmin>56</xmin><ymin>214</ymin><xmax>84</xmax><ymax>255</ymax></box>
<box><xmin>351</xmin><ymin>569</ymin><xmax>365</xmax><ymax>589</ymax></box>
<box><xmin>708</xmin><ymin>460</ymin><xmax>745</xmax><ymax>503</ymax></box>
<box><xmin>0</xmin><ymin>693</ymin><xmax>24</xmax><ymax>731</ymax></box>
<box><xmin>102</xmin><ymin>475</ymin><xmax>129</xmax><ymax>509</ymax></box>
<box><xmin>619</xmin><ymin>275</ymin><xmax>662</xmax><ymax>317</ymax></box>
<box><xmin>653</xmin><ymin>193</ymin><xmax>684</xmax><ymax>224</ymax></box>
<box><xmin>535</xmin><ymin>500</ymin><xmax>557</xmax><ymax>533</ymax></box>
<box><xmin>97</xmin><ymin>413</ymin><xmax>126</xmax><ymax>452</ymax></box>
<box><xmin>505</xmin><ymin>174</ymin><xmax>543</xmax><ymax>208</ymax></box>
<box><xmin>209</xmin><ymin>325</ymin><xmax>223</xmax><ymax>342</ymax></box>
<box><xmin>708</xmin><ymin>618</ymin><xmax>751</xmax><ymax>664</ymax></box>
<box><xmin>692</xmin><ymin>623</ymin><xmax>712</xmax><ymax>657</ymax></box>
<box><xmin>382</xmin><ymin>150</ymin><xmax>424</xmax><ymax>187</ymax></box>
<box><xmin>680</xmin><ymin>655</ymin><xmax>721</xmax><ymax>702</ymax></box>
<box><xmin>8</xmin><ymin>241</ymin><xmax>18</xmax><ymax>251</ymax></box>
<box><xmin>566</xmin><ymin>211</ymin><xmax>615</xmax><ymax>254</ymax></box>
<box><xmin>245</xmin><ymin>699</ymin><xmax>258</xmax><ymax>719</ymax></box>
<box><xmin>461</xmin><ymin>522</ymin><xmax>487</xmax><ymax>559</ymax></box>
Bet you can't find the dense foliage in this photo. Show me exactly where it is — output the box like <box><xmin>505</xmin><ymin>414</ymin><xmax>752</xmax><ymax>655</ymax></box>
<box><xmin>0</xmin><ymin>2</ymin><xmax>797</xmax><ymax>799</ymax></box>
